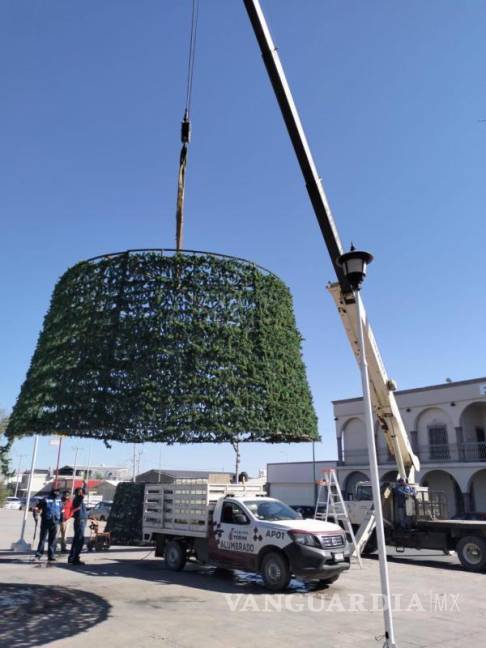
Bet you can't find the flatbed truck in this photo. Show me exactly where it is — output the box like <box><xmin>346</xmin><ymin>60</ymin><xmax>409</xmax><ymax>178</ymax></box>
<box><xmin>142</xmin><ymin>478</ymin><xmax>351</xmax><ymax>591</ymax></box>
<box><xmin>345</xmin><ymin>481</ymin><xmax>486</xmax><ymax>570</ymax></box>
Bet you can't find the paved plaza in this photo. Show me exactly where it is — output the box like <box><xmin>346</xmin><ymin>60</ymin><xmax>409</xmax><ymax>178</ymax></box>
<box><xmin>1</xmin><ymin>510</ymin><xmax>484</xmax><ymax>647</ymax></box>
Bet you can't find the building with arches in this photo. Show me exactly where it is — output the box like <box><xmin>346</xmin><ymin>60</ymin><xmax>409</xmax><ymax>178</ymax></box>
<box><xmin>267</xmin><ymin>377</ymin><xmax>486</xmax><ymax>516</ymax></box>
<box><xmin>334</xmin><ymin>377</ymin><xmax>486</xmax><ymax>516</ymax></box>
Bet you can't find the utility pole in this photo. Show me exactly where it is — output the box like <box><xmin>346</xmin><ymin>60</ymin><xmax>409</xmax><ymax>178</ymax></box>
<box><xmin>84</xmin><ymin>444</ymin><xmax>92</xmax><ymax>503</ymax></box>
<box><xmin>71</xmin><ymin>447</ymin><xmax>82</xmax><ymax>495</ymax></box>
<box><xmin>312</xmin><ymin>441</ymin><xmax>317</xmax><ymax>506</ymax></box>
<box><xmin>85</xmin><ymin>444</ymin><xmax>92</xmax><ymax>482</ymax></box>
<box><xmin>132</xmin><ymin>444</ymin><xmax>136</xmax><ymax>482</ymax></box>
<box><xmin>54</xmin><ymin>437</ymin><xmax>63</xmax><ymax>488</ymax></box>
<box><xmin>232</xmin><ymin>440</ymin><xmax>240</xmax><ymax>483</ymax></box>
<box><xmin>14</xmin><ymin>454</ymin><xmax>27</xmax><ymax>498</ymax></box>
<box><xmin>136</xmin><ymin>446</ymin><xmax>143</xmax><ymax>477</ymax></box>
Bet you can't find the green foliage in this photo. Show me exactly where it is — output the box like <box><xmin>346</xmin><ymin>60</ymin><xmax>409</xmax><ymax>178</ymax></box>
<box><xmin>105</xmin><ymin>482</ymin><xmax>145</xmax><ymax>545</ymax></box>
<box><xmin>0</xmin><ymin>410</ymin><xmax>11</xmax><ymax>476</ymax></box>
<box><xmin>6</xmin><ymin>251</ymin><xmax>318</xmax><ymax>445</ymax></box>
<box><xmin>0</xmin><ymin>410</ymin><xmax>8</xmax><ymax>434</ymax></box>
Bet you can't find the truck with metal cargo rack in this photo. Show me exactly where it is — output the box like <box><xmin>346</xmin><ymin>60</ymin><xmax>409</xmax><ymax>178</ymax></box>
<box><xmin>342</xmin><ymin>481</ymin><xmax>486</xmax><ymax>571</ymax></box>
<box><xmin>142</xmin><ymin>478</ymin><xmax>351</xmax><ymax>591</ymax></box>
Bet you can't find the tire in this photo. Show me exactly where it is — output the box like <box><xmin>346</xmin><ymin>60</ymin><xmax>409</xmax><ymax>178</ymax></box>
<box><xmin>165</xmin><ymin>540</ymin><xmax>187</xmax><ymax>571</ymax></box>
<box><xmin>261</xmin><ymin>552</ymin><xmax>290</xmax><ymax>592</ymax></box>
<box><xmin>361</xmin><ymin>530</ymin><xmax>377</xmax><ymax>556</ymax></box>
<box><xmin>456</xmin><ymin>536</ymin><xmax>486</xmax><ymax>572</ymax></box>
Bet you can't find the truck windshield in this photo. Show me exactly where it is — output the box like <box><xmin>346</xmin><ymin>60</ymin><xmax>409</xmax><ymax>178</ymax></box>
<box><xmin>244</xmin><ymin>500</ymin><xmax>300</xmax><ymax>521</ymax></box>
<box><xmin>356</xmin><ymin>485</ymin><xmax>372</xmax><ymax>501</ymax></box>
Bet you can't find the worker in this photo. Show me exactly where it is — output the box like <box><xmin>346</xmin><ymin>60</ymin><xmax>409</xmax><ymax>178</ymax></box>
<box><xmin>34</xmin><ymin>487</ymin><xmax>63</xmax><ymax>562</ymax></box>
<box><xmin>59</xmin><ymin>490</ymin><xmax>73</xmax><ymax>553</ymax></box>
<box><xmin>68</xmin><ymin>486</ymin><xmax>88</xmax><ymax>565</ymax></box>
<box><xmin>394</xmin><ymin>478</ymin><xmax>416</xmax><ymax>529</ymax></box>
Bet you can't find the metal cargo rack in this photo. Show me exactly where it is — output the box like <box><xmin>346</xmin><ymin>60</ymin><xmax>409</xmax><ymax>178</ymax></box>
<box><xmin>143</xmin><ymin>478</ymin><xmax>266</xmax><ymax>539</ymax></box>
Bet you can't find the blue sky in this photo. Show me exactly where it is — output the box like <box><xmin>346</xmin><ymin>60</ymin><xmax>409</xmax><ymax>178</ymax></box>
<box><xmin>1</xmin><ymin>1</ymin><xmax>485</xmax><ymax>477</ymax></box>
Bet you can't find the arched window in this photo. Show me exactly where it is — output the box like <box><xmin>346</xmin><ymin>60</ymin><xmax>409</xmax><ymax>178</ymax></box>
<box><xmin>428</xmin><ymin>425</ymin><xmax>449</xmax><ymax>460</ymax></box>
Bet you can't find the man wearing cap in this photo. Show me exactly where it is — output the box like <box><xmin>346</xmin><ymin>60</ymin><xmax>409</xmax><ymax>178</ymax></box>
<box><xmin>34</xmin><ymin>487</ymin><xmax>64</xmax><ymax>562</ymax></box>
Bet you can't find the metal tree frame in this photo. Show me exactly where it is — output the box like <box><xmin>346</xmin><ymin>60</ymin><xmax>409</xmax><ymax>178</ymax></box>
<box><xmin>6</xmin><ymin>250</ymin><xmax>318</xmax><ymax>448</ymax></box>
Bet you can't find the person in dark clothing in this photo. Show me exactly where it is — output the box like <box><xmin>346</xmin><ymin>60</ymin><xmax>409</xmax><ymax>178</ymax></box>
<box><xmin>394</xmin><ymin>478</ymin><xmax>416</xmax><ymax>529</ymax></box>
<box><xmin>34</xmin><ymin>488</ymin><xmax>63</xmax><ymax>562</ymax></box>
<box><xmin>68</xmin><ymin>487</ymin><xmax>88</xmax><ymax>565</ymax></box>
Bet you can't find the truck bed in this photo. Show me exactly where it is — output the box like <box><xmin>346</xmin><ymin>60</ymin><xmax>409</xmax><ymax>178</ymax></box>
<box><xmin>142</xmin><ymin>478</ymin><xmax>266</xmax><ymax>541</ymax></box>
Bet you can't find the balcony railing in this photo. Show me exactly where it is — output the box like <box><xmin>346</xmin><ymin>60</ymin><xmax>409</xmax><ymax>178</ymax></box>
<box><xmin>342</xmin><ymin>441</ymin><xmax>486</xmax><ymax>466</ymax></box>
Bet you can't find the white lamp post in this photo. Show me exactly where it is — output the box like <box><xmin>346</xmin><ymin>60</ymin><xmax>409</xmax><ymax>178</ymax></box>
<box><xmin>11</xmin><ymin>435</ymin><xmax>39</xmax><ymax>552</ymax></box>
<box><xmin>337</xmin><ymin>245</ymin><xmax>397</xmax><ymax>648</ymax></box>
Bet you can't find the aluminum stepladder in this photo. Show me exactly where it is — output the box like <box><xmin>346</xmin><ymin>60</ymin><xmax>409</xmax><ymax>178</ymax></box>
<box><xmin>314</xmin><ymin>469</ymin><xmax>363</xmax><ymax>567</ymax></box>
<box><xmin>353</xmin><ymin>507</ymin><xmax>377</xmax><ymax>557</ymax></box>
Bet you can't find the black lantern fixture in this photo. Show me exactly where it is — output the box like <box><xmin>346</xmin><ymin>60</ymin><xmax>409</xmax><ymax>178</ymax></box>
<box><xmin>337</xmin><ymin>244</ymin><xmax>374</xmax><ymax>291</ymax></box>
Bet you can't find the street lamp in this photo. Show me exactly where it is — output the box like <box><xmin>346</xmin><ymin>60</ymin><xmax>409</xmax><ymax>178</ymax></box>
<box><xmin>337</xmin><ymin>245</ymin><xmax>373</xmax><ymax>289</ymax></box>
<box><xmin>337</xmin><ymin>245</ymin><xmax>397</xmax><ymax>648</ymax></box>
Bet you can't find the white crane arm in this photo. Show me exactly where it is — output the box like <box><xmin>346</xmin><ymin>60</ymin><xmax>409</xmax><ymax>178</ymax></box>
<box><xmin>243</xmin><ymin>0</ymin><xmax>420</xmax><ymax>483</ymax></box>
<box><xmin>327</xmin><ymin>283</ymin><xmax>420</xmax><ymax>481</ymax></box>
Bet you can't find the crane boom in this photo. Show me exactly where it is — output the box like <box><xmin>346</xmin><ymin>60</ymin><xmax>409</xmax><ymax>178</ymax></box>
<box><xmin>327</xmin><ymin>284</ymin><xmax>419</xmax><ymax>480</ymax></box>
<box><xmin>243</xmin><ymin>0</ymin><xmax>420</xmax><ymax>481</ymax></box>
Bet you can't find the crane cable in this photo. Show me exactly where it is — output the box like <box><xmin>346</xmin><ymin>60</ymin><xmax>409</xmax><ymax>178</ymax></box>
<box><xmin>175</xmin><ymin>0</ymin><xmax>199</xmax><ymax>252</ymax></box>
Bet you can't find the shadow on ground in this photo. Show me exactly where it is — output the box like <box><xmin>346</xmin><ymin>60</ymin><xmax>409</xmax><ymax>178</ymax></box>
<box><xmin>366</xmin><ymin>551</ymin><xmax>465</xmax><ymax>572</ymax></box>
<box><xmin>0</xmin><ymin>582</ymin><xmax>111</xmax><ymax>647</ymax></box>
<box><xmin>54</xmin><ymin>556</ymin><xmax>326</xmax><ymax>595</ymax></box>
<box><xmin>0</xmin><ymin>547</ymin><xmax>321</xmax><ymax>594</ymax></box>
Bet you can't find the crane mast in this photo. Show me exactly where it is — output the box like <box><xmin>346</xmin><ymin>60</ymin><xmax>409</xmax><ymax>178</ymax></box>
<box><xmin>243</xmin><ymin>0</ymin><xmax>420</xmax><ymax>482</ymax></box>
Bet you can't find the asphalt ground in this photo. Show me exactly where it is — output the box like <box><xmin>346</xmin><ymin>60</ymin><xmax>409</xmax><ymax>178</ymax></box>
<box><xmin>1</xmin><ymin>509</ymin><xmax>484</xmax><ymax>647</ymax></box>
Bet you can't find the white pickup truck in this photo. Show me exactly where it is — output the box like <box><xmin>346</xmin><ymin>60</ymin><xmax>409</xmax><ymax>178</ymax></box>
<box><xmin>143</xmin><ymin>479</ymin><xmax>351</xmax><ymax>591</ymax></box>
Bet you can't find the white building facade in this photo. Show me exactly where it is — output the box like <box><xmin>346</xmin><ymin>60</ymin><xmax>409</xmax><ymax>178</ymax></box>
<box><xmin>268</xmin><ymin>377</ymin><xmax>486</xmax><ymax>517</ymax></box>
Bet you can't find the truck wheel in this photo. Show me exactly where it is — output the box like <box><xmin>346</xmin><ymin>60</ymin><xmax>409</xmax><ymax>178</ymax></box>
<box><xmin>361</xmin><ymin>531</ymin><xmax>377</xmax><ymax>556</ymax></box>
<box><xmin>456</xmin><ymin>536</ymin><xmax>486</xmax><ymax>572</ymax></box>
<box><xmin>165</xmin><ymin>540</ymin><xmax>186</xmax><ymax>571</ymax></box>
<box><xmin>261</xmin><ymin>552</ymin><xmax>290</xmax><ymax>592</ymax></box>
